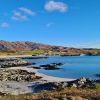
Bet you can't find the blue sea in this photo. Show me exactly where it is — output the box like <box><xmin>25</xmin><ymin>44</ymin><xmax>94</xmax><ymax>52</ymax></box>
<box><xmin>26</xmin><ymin>56</ymin><xmax>100</xmax><ymax>80</ymax></box>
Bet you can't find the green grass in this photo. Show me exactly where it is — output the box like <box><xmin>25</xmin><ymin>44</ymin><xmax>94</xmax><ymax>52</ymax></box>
<box><xmin>91</xmin><ymin>83</ymin><xmax>100</xmax><ymax>90</ymax></box>
<box><xmin>0</xmin><ymin>50</ymin><xmax>62</xmax><ymax>56</ymax></box>
<box><xmin>1</xmin><ymin>49</ymin><xmax>100</xmax><ymax>56</ymax></box>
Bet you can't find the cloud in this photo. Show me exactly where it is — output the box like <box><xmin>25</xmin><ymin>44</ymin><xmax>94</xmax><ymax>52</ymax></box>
<box><xmin>12</xmin><ymin>7</ymin><xmax>36</xmax><ymax>21</ymax></box>
<box><xmin>12</xmin><ymin>11</ymin><xmax>28</xmax><ymax>21</ymax></box>
<box><xmin>0</xmin><ymin>22</ymin><xmax>9</xmax><ymax>28</ymax></box>
<box><xmin>19</xmin><ymin>7</ymin><xmax>36</xmax><ymax>16</ymax></box>
<box><xmin>45</xmin><ymin>1</ymin><xmax>68</xmax><ymax>12</ymax></box>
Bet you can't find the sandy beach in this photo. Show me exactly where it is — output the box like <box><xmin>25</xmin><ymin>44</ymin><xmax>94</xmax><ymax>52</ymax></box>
<box><xmin>0</xmin><ymin>66</ymin><xmax>75</xmax><ymax>95</ymax></box>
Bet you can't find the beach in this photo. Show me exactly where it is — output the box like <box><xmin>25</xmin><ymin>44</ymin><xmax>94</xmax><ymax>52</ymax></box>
<box><xmin>9</xmin><ymin>66</ymin><xmax>75</xmax><ymax>82</ymax></box>
<box><xmin>0</xmin><ymin>66</ymin><xmax>74</xmax><ymax>95</ymax></box>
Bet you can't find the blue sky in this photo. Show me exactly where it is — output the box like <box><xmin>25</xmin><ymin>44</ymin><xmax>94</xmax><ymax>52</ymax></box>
<box><xmin>0</xmin><ymin>0</ymin><xmax>100</xmax><ymax>48</ymax></box>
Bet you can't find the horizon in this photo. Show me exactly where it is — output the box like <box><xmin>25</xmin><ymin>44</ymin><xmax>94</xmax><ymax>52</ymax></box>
<box><xmin>0</xmin><ymin>0</ymin><xmax>100</xmax><ymax>48</ymax></box>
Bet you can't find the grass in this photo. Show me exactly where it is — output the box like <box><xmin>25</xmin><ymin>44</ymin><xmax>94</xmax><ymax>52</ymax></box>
<box><xmin>0</xmin><ymin>50</ymin><xmax>62</xmax><ymax>56</ymax></box>
<box><xmin>1</xmin><ymin>48</ymin><xmax>100</xmax><ymax>56</ymax></box>
<box><xmin>89</xmin><ymin>83</ymin><xmax>100</xmax><ymax>90</ymax></box>
<box><xmin>0</xmin><ymin>87</ymin><xmax>100</xmax><ymax>100</ymax></box>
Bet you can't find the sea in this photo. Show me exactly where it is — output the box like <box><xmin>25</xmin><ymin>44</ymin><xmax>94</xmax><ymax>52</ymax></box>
<box><xmin>26</xmin><ymin>56</ymin><xmax>100</xmax><ymax>80</ymax></box>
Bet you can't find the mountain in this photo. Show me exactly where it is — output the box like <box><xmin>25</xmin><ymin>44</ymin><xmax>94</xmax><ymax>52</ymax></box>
<box><xmin>0</xmin><ymin>40</ymin><xmax>99</xmax><ymax>56</ymax></box>
<box><xmin>0</xmin><ymin>40</ymin><xmax>66</xmax><ymax>51</ymax></box>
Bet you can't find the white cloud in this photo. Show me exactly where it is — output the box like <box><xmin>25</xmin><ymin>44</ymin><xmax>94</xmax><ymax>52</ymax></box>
<box><xmin>45</xmin><ymin>1</ymin><xmax>68</xmax><ymax>12</ymax></box>
<box><xmin>1</xmin><ymin>22</ymin><xmax>9</xmax><ymax>28</ymax></box>
<box><xmin>12</xmin><ymin>11</ymin><xmax>28</xmax><ymax>21</ymax></box>
<box><xmin>12</xmin><ymin>7</ymin><xmax>36</xmax><ymax>21</ymax></box>
<box><xmin>19</xmin><ymin>7</ymin><xmax>36</xmax><ymax>16</ymax></box>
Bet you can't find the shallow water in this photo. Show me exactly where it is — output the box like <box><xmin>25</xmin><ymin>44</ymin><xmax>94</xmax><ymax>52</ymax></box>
<box><xmin>26</xmin><ymin>56</ymin><xmax>100</xmax><ymax>80</ymax></box>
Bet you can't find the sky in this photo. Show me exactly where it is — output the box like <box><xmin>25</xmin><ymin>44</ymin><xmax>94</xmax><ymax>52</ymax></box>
<box><xmin>0</xmin><ymin>0</ymin><xmax>100</xmax><ymax>48</ymax></box>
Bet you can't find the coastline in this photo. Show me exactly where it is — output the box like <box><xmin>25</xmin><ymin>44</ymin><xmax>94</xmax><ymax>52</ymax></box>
<box><xmin>0</xmin><ymin>56</ymin><xmax>99</xmax><ymax>96</ymax></box>
<box><xmin>0</xmin><ymin>55</ymin><xmax>75</xmax><ymax>83</ymax></box>
<box><xmin>0</xmin><ymin>55</ymin><xmax>75</xmax><ymax>82</ymax></box>
<box><xmin>0</xmin><ymin>66</ymin><xmax>75</xmax><ymax>95</ymax></box>
<box><xmin>9</xmin><ymin>66</ymin><xmax>75</xmax><ymax>82</ymax></box>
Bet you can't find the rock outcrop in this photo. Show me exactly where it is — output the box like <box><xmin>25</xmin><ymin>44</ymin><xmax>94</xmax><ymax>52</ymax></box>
<box><xmin>40</xmin><ymin>62</ymin><xmax>64</xmax><ymax>70</ymax></box>
<box><xmin>34</xmin><ymin>77</ymin><xmax>100</xmax><ymax>92</ymax></box>
<box><xmin>0</xmin><ymin>58</ymin><xmax>32</xmax><ymax>68</ymax></box>
<box><xmin>0</xmin><ymin>69</ymin><xmax>42</xmax><ymax>82</ymax></box>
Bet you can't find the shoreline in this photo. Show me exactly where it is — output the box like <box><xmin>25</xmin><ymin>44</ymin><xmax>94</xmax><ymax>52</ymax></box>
<box><xmin>0</xmin><ymin>66</ymin><xmax>75</xmax><ymax>95</ymax></box>
<box><xmin>9</xmin><ymin>66</ymin><xmax>75</xmax><ymax>82</ymax></box>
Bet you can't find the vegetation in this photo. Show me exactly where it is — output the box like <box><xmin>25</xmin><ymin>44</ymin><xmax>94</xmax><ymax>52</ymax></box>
<box><xmin>0</xmin><ymin>50</ymin><xmax>62</xmax><ymax>56</ymax></box>
<box><xmin>1</xmin><ymin>48</ymin><xmax>100</xmax><ymax>56</ymax></box>
<box><xmin>0</xmin><ymin>87</ymin><xmax>100</xmax><ymax>100</ymax></box>
<box><xmin>88</xmin><ymin>83</ymin><xmax>100</xmax><ymax>90</ymax></box>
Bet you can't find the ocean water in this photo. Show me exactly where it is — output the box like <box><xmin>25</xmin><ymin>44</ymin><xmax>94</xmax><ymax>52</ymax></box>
<box><xmin>26</xmin><ymin>56</ymin><xmax>100</xmax><ymax>80</ymax></box>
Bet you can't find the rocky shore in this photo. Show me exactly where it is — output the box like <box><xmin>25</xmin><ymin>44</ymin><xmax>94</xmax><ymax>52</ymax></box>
<box><xmin>0</xmin><ymin>66</ymin><xmax>99</xmax><ymax>95</ymax></box>
<box><xmin>0</xmin><ymin>58</ymin><xmax>32</xmax><ymax>68</ymax></box>
<box><xmin>34</xmin><ymin>77</ymin><xmax>100</xmax><ymax>92</ymax></box>
<box><xmin>40</xmin><ymin>62</ymin><xmax>64</xmax><ymax>70</ymax></box>
<box><xmin>0</xmin><ymin>69</ymin><xmax>42</xmax><ymax>82</ymax></box>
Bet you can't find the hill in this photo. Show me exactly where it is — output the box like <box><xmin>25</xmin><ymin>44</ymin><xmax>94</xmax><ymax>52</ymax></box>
<box><xmin>0</xmin><ymin>40</ymin><xmax>100</xmax><ymax>56</ymax></box>
<box><xmin>0</xmin><ymin>40</ymin><xmax>65</xmax><ymax>51</ymax></box>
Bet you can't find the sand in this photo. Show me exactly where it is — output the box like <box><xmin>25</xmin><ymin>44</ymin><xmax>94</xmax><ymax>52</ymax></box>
<box><xmin>0</xmin><ymin>66</ymin><xmax>75</xmax><ymax>95</ymax></box>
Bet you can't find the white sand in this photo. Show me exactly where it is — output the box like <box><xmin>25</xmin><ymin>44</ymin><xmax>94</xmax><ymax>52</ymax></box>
<box><xmin>0</xmin><ymin>81</ymin><xmax>34</xmax><ymax>95</ymax></box>
<box><xmin>0</xmin><ymin>66</ymin><xmax>75</xmax><ymax>95</ymax></box>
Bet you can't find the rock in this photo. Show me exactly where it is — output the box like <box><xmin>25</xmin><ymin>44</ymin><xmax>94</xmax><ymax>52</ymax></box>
<box><xmin>34</xmin><ymin>82</ymin><xmax>68</xmax><ymax>92</ymax></box>
<box><xmin>95</xmin><ymin>74</ymin><xmax>100</xmax><ymax>77</ymax></box>
<box><xmin>71</xmin><ymin>83</ymin><xmax>77</xmax><ymax>88</ymax></box>
<box><xmin>61</xmin><ymin>82</ymin><xmax>68</xmax><ymax>88</ymax></box>
<box><xmin>0</xmin><ymin>69</ymin><xmax>42</xmax><ymax>82</ymax></box>
<box><xmin>0</xmin><ymin>59</ymin><xmax>32</xmax><ymax>68</ymax></box>
<box><xmin>34</xmin><ymin>77</ymin><xmax>100</xmax><ymax>92</ymax></box>
<box><xmin>0</xmin><ymin>92</ymin><xmax>6</xmax><ymax>96</ymax></box>
<box><xmin>40</xmin><ymin>62</ymin><xmax>64</xmax><ymax>70</ymax></box>
<box><xmin>33</xmin><ymin>67</ymin><xmax>41</xmax><ymax>69</ymax></box>
<box><xmin>79</xmin><ymin>77</ymin><xmax>87</xmax><ymax>82</ymax></box>
<box><xmin>21</xmin><ymin>56</ymin><xmax>48</xmax><ymax>59</ymax></box>
<box><xmin>44</xmin><ymin>67</ymin><xmax>60</xmax><ymax>70</ymax></box>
